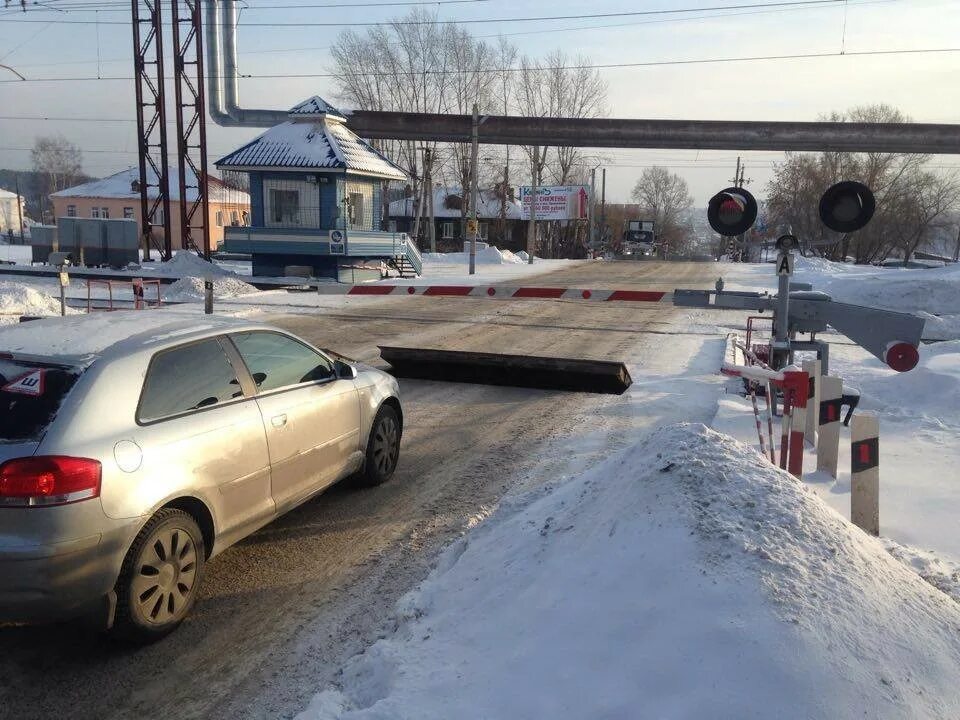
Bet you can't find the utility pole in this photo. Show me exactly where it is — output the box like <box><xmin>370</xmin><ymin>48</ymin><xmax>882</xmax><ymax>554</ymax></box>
<box><xmin>589</xmin><ymin>167</ymin><xmax>596</xmax><ymax>249</ymax></box>
<box><xmin>15</xmin><ymin>173</ymin><xmax>24</xmax><ymax>244</ymax></box>
<box><xmin>424</xmin><ymin>146</ymin><xmax>436</xmax><ymax>253</ymax></box>
<box><xmin>600</xmin><ymin>168</ymin><xmax>606</xmax><ymax>248</ymax></box>
<box><xmin>469</xmin><ymin>103</ymin><xmax>479</xmax><ymax>275</ymax></box>
<box><xmin>527</xmin><ymin>146</ymin><xmax>539</xmax><ymax>265</ymax></box>
<box><xmin>954</xmin><ymin>222</ymin><xmax>960</xmax><ymax>263</ymax></box>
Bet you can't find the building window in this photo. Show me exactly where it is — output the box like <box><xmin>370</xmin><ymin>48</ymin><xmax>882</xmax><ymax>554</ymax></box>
<box><xmin>241</xmin><ymin>211</ymin><xmax>249</xmax><ymax>225</ymax></box>
<box><xmin>478</xmin><ymin>222</ymin><xmax>489</xmax><ymax>240</ymax></box>
<box><xmin>347</xmin><ymin>192</ymin><xmax>365</xmax><ymax>229</ymax></box>
<box><xmin>123</xmin><ymin>207</ymin><xmax>134</xmax><ymax>219</ymax></box>
<box><xmin>67</xmin><ymin>205</ymin><xmax>77</xmax><ymax>217</ymax></box>
<box><xmin>230</xmin><ymin>210</ymin><xmax>239</xmax><ymax>226</ymax></box>
<box><xmin>263</xmin><ymin>178</ymin><xmax>319</xmax><ymax>228</ymax></box>
<box><xmin>101</xmin><ymin>207</ymin><xmax>109</xmax><ymax>219</ymax></box>
<box><xmin>91</xmin><ymin>207</ymin><xmax>100</xmax><ymax>219</ymax></box>
<box><xmin>216</xmin><ymin>210</ymin><xmax>223</xmax><ymax>227</ymax></box>
<box><xmin>270</xmin><ymin>189</ymin><xmax>300</xmax><ymax>225</ymax></box>
<box><xmin>441</xmin><ymin>221</ymin><xmax>455</xmax><ymax>239</ymax></box>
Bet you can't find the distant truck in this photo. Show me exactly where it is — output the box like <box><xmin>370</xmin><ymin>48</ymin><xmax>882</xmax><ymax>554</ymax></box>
<box><xmin>622</xmin><ymin>220</ymin><xmax>655</xmax><ymax>256</ymax></box>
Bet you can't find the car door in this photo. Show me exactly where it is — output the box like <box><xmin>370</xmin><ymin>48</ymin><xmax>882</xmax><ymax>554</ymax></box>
<box><xmin>135</xmin><ymin>337</ymin><xmax>274</xmax><ymax>543</ymax></box>
<box><xmin>227</xmin><ymin>331</ymin><xmax>362</xmax><ymax>511</ymax></box>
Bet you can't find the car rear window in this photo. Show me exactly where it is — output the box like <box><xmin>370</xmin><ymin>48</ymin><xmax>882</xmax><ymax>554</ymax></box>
<box><xmin>0</xmin><ymin>358</ymin><xmax>83</xmax><ymax>441</ymax></box>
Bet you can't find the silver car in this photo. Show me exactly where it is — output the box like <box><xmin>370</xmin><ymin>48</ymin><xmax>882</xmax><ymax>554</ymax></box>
<box><xmin>0</xmin><ymin>312</ymin><xmax>402</xmax><ymax>641</ymax></box>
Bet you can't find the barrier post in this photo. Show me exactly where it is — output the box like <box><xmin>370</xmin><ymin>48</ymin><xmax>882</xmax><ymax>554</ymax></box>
<box><xmin>782</xmin><ymin>370</ymin><xmax>808</xmax><ymax>478</ymax></box>
<box><xmin>851</xmin><ymin>413</ymin><xmax>880</xmax><ymax>536</ymax></box>
<box><xmin>802</xmin><ymin>359</ymin><xmax>820</xmax><ymax>445</ymax></box>
<box><xmin>817</xmin><ymin>376</ymin><xmax>843</xmax><ymax>478</ymax></box>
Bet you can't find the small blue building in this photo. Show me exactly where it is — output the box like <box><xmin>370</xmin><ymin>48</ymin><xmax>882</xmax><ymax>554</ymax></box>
<box><xmin>215</xmin><ymin>96</ymin><xmax>420</xmax><ymax>281</ymax></box>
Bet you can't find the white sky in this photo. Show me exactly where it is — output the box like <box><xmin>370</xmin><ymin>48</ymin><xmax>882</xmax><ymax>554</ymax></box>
<box><xmin>0</xmin><ymin>0</ymin><xmax>958</xmax><ymax>206</ymax></box>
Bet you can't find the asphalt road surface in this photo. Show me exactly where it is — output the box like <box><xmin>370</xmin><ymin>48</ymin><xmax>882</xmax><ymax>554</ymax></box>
<box><xmin>0</xmin><ymin>260</ymin><xmax>724</xmax><ymax>720</ymax></box>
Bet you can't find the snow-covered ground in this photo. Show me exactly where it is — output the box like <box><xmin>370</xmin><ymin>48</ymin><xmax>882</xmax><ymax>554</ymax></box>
<box><xmin>298</xmin><ymin>424</ymin><xmax>960</xmax><ymax>720</ymax></box>
<box><xmin>723</xmin><ymin>256</ymin><xmax>960</xmax><ymax>341</ymax></box>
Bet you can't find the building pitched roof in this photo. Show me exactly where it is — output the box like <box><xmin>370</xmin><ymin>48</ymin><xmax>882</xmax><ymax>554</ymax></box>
<box><xmin>389</xmin><ymin>186</ymin><xmax>523</xmax><ymax>220</ymax></box>
<box><xmin>49</xmin><ymin>167</ymin><xmax>250</xmax><ymax>205</ymax></box>
<box><xmin>215</xmin><ymin>96</ymin><xmax>407</xmax><ymax>181</ymax></box>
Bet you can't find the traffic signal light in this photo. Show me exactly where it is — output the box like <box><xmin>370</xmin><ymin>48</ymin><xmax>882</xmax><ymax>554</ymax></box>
<box><xmin>707</xmin><ymin>187</ymin><xmax>758</xmax><ymax>236</ymax></box>
<box><xmin>819</xmin><ymin>181</ymin><xmax>876</xmax><ymax>233</ymax></box>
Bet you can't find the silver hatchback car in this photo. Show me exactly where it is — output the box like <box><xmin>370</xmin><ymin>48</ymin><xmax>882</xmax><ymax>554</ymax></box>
<box><xmin>0</xmin><ymin>312</ymin><xmax>402</xmax><ymax>641</ymax></box>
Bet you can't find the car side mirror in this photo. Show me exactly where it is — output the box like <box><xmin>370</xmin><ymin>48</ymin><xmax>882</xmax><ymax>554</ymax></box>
<box><xmin>334</xmin><ymin>359</ymin><xmax>357</xmax><ymax>380</ymax></box>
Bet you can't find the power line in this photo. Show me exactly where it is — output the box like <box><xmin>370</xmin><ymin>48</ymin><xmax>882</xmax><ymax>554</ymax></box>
<box><xmin>0</xmin><ymin>0</ymin><xmax>859</xmax><ymax>24</ymax></box>
<box><xmin>3</xmin><ymin>46</ymin><xmax>957</xmax><ymax>83</ymax></box>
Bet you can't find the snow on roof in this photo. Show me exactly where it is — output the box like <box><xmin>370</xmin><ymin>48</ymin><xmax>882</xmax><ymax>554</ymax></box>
<box><xmin>215</xmin><ymin>96</ymin><xmax>407</xmax><ymax>181</ymax></box>
<box><xmin>0</xmin><ymin>310</ymin><xmax>254</xmax><ymax>363</ymax></box>
<box><xmin>0</xmin><ymin>188</ymin><xmax>22</xmax><ymax>200</ymax></box>
<box><xmin>389</xmin><ymin>187</ymin><xmax>523</xmax><ymax>220</ymax></box>
<box><xmin>50</xmin><ymin>167</ymin><xmax>250</xmax><ymax>205</ymax></box>
<box><xmin>288</xmin><ymin>95</ymin><xmax>347</xmax><ymax>122</ymax></box>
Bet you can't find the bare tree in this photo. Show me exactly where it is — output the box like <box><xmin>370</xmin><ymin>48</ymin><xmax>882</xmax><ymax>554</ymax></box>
<box><xmin>631</xmin><ymin>166</ymin><xmax>694</xmax><ymax>256</ymax></box>
<box><xmin>765</xmin><ymin>104</ymin><xmax>955</xmax><ymax>263</ymax></box>
<box><xmin>32</xmin><ymin>135</ymin><xmax>83</xmax><ymax>221</ymax></box>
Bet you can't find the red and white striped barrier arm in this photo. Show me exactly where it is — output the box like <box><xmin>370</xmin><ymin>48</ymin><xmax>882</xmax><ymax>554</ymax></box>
<box><xmin>316</xmin><ymin>284</ymin><xmax>670</xmax><ymax>302</ymax></box>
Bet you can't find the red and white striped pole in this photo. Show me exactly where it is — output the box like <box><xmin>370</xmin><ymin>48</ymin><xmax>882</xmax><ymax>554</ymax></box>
<box><xmin>782</xmin><ymin>370</ymin><xmax>809</xmax><ymax>478</ymax></box>
<box><xmin>317</xmin><ymin>284</ymin><xmax>670</xmax><ymax>302</ymax></box>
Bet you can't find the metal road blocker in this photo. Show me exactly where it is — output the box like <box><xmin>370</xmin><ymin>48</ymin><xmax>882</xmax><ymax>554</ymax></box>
<box><xmin>676</xmin><ymin>182</ymin><xmax>925</xmax><ymax>375</ymax></box>
<box><xmin>378</xmin><ymin>347</ymin><xmax>633</xmax><ymax>395</ymax></box>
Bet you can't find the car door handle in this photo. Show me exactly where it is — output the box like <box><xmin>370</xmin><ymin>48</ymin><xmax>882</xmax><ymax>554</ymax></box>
<box><xmin>271</xmin><ymin>414</ymin><xmax>287</xmax><ymax>428</ymax></box>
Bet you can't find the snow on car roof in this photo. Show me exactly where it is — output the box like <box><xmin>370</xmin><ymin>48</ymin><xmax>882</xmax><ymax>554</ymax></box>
<box><xmin>0</xmin><ymin>311</ymin><xmax>256</xmax><ymax>364</ymax></box>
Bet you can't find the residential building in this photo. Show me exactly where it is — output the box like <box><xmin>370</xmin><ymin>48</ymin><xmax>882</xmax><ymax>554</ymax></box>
<box><xmin>0</xmin><ymin>187</ymin><xmax>26</xmax><ymax>237</ymax></box>
<box><xmin>49</xmin><ymin>167</ymin><xmax>250</xmax><ymax>253</ymax></box>
<box><xmin>388</xmin><ymin>186</ymin><xmax>526</xmax><ymax>251</ymax></box>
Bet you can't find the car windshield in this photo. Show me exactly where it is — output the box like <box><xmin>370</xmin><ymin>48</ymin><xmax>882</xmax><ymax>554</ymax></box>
<box><xmin>0</xmin><ymin>357</ymin><xmax>82</xmax><ymax>442</ymax></box>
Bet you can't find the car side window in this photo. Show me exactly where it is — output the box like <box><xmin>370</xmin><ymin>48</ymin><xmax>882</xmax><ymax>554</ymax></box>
<box><xmin>138</xmin><ymin>338</ymin><xmax>244</xmax><ymax>422</ymax></box>
<box><xmin>230</xmin><ymin>331</ymin><xmax>335</xmax><ymax>393</ymax></box>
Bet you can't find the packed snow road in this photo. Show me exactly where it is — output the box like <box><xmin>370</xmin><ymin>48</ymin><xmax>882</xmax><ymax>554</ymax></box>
<box><xmin>0</xmin><ymin>261</ymin><xmax>725</xmax><ymax>720</ymax></box>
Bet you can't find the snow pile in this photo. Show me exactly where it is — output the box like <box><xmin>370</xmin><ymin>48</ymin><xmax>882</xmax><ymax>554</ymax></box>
<box><xmin>0</xmin><ymin>280</ymin><xmax>76</xmax><ymax>320</ymax></box>
<box><xmin>885</xmin><ymin>539</ymin><xmax>960</xmax><ymax>604</ymax></box>
<box><xmin>163</xmin><ymin>275</ymin><xmax>257</xmax><ymax>302</ymax></box>
<box><xmin>422</xmin><ymin>246</ymin><xmax>526</xmax><ymax>265</ymax></box>
<box><xmin>147</xmin><ymin>252</ymin><xmax>236</xmax><ymax>278</ymax></box>
<box><xmin>298</xmin><ymin>424</ymin><xmax>960</xmax><ymax>720</ymax></box>
<box><xmin>791</xmin><ymin>257</ymin><xmax>960</xmax><ymax>340</ymax></box>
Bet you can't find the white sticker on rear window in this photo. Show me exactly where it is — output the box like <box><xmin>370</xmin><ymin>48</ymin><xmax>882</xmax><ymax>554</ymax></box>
<box><xmin>2</xmin><ymin>369</ymin><xmax>46</xmax><ymax>396</ymax></box>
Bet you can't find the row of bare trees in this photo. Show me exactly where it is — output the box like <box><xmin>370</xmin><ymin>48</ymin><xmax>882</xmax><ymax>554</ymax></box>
<box><xmin>330</xmin><ymin>9</ymin><xmax>607</xmax><ymax>253</ymax></box>
<box><xmin>766</xmin><ymin>104</ymin><xmax>960</xmax><ymax>263</ymax></box>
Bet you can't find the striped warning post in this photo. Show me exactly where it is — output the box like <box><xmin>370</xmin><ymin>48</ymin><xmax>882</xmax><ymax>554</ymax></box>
<box><xmin>851</xmin><ymin>414</ymin><xmax>880</xmax><ymax>536</ymax></box>
<box><xmin>317</xmin><ymin>284</ymin><xmax>670</xmax><ymax>302</ymax></box>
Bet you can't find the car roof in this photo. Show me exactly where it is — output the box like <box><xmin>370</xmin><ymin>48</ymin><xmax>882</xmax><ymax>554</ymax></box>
<box><xmin>0</xmin><ymin>311</ymin><xmax>270</xmax><ymax>366</ymax></box>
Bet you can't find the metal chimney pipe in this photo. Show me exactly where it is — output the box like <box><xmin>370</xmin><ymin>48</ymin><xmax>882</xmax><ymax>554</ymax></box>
<box><xmin>206</xmin><ymin>0</ymin><xmax>287</xmax><ymax>127</ymax></box>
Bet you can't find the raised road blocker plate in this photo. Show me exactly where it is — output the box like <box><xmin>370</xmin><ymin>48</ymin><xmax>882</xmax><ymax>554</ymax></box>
<box><xmin>378</xmin><ymin>346</ymin><xmax>633</xmax><ymax>395</ymax></box>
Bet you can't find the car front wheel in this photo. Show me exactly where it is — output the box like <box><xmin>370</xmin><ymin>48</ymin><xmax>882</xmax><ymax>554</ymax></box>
<box><xmin>358</xmin><ymin>404</ymin><xmax>401</xmax><ymax>487</ymax></box>
<box><xmin>113</xmin><ymin>508</ymin><xmax>205</xmax><ymax>643</ymax></box>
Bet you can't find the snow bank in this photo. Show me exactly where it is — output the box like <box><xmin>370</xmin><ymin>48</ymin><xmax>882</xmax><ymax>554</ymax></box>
<box><xmin>0</xmin><ymin>280</ymin><xmax>76</xmax><ymax>320</ymax></box>
<box><xmin>144</xmin><ymin>251</ymin><xmax>236</xmax><ymax>277</ymax></box>
<box><xmin>422</xmin><ymin>246</ymin><xmax>527</xmax><ymax>265</ymax></box>
<box><xmin>791</xmin><ymin>257</ymin><xmax>960</xmax><ymax>340</ymax></box>
<box><xmin>163</xmin><ymin>275</ymin><xmax>257</xmax><ymax>302</ymax></box>
<box><xmin>298</xmin><ymin>424</ymin><xmax>960</xmax><ymax>720</ymax></box>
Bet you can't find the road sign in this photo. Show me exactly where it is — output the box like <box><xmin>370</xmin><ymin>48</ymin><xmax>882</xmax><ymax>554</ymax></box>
<box><xmin>776</xmin><ymin>253</ymin><xmax>794</xmax><ymax>276</ymax></box>
<box><xmin>466</xmin><ymin>219</ymin><xmax>479</xmax><ymax>236</ymax></box>
<box><xmin>520</xmin><ymin>185</ymin><xmax>589</xmax><ymax>221</ymax></box>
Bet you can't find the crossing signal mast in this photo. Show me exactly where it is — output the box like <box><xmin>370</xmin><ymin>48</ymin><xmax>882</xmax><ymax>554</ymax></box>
<box><xmin>132</xmin><ymin>0</ymin><xmax>210</xmax><ymax>261</ymax></box>
<box><xmin>675</xmin><ymin>181</ymin><xmax>924</xmax><ymax>375</ymax></box>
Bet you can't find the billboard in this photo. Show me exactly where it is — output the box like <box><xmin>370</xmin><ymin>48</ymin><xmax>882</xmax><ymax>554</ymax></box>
<box><xmin>520</xmin><ymin>185</ymin><xmax>589</xmax><ymax>221</ymax></box>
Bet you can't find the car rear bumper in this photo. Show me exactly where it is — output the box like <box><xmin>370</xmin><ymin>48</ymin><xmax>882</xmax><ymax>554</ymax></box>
<box><xmin>0</xmin><ymin>519</ymin><xmax>139</xmax><ymax>624</ymax></box>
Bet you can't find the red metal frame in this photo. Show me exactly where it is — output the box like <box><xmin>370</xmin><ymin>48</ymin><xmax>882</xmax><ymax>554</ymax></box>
<box><xmin>131</xmin><ymin>0</ymin><xmax>173</xmax><ymax>261</ymax></box>
<box><xmin>86</xmin><ymin>278</ymin><xmax>163</xmax><ymax>312</ymax></box>
<box><xmin>171</xmin><ymin>0</ymin><xmax>212</xmax><ymax>259</ymax></box>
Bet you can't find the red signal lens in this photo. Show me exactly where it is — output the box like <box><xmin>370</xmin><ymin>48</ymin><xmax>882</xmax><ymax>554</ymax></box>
<box><xmin>0</xmin><ymin>456</ymin><xmax>102</xmax><ymax>507</ymax></box>
<box><xmin>884</xmin><ymin>342</ymin><xmax>920</xmax><ymax>373</ymax></box>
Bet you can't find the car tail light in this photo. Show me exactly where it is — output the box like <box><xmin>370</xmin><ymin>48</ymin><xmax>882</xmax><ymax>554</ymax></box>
<box><xmin>0</xmin><ymin>456</ymin><xmax>102</xmax><ymax>508</ymax></box>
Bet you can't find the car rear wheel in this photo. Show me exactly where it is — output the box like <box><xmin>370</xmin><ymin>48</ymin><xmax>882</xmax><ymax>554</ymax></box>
<box><xmin>113</xmin><ymin>508</ymin><xmax>205</xmax><ymax>643</ymax></box>
<box><xmin>358</xmin><ymin>404</ymin><xmax>401</xmax><ymax>487</ymax></box>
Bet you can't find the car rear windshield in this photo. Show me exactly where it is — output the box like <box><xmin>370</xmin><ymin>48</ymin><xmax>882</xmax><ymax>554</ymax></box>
<box><xmin>0</xmin><ymin>357</ymin><xmax>82</xmax><ymax>441</ymax></box>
